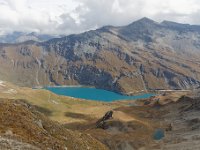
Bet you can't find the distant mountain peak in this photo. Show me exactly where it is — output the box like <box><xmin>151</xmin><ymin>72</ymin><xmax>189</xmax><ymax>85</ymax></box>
<box><xmin>134</xmin><ymin>17</ymin><xmax>158</xmax><ymax>24</ymax></box>
<box><xmin>0</xmin><ymin>32</ymin><xmax>59</xmax><ymax>43</ymax></box>
<box><xmin>126</xmin><ymin>17</ymin><xmax>159</xmax><ymax>28</ymax></box>
<box><xmin>137</xmin><ymin>17</ymin><xmax>156</xmax><ymax>23</ymax></box>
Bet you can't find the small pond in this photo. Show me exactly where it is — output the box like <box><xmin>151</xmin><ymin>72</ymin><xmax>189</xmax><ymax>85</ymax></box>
<box><xmin>153</xmin><ymin>129</ymin><xmax>165</xmax><ymax>140</ymax></box>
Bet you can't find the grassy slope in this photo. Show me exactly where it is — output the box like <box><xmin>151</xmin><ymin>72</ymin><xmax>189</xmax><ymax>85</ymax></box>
<box><xmin>0</xmin><ymin>81</ymin><xmax>120</xmax><ymax>123</ymax></box>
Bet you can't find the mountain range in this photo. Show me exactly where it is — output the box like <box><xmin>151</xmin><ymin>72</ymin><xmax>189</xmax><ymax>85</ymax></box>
<box><xmin>1</xmin><ymin>17</ymin><xmax>200</xmax><ymax>94</ymax></box>
<box><xmin>0</xmin><ymin>31</ymin><xmax>58</xmax><ymax>43</ymax></box>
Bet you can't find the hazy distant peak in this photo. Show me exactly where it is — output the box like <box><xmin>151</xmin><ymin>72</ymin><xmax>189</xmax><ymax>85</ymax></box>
<box><xmin>137</xmin><ymin>17</ymin><xmax>157</xmax><ymax>23</ymax></box>
<box><xmin>0</xmin><ymin>32</ymin><xmax>59</xmax><ymax>44</ymax></box>
<box><xmin>128</xmin><ymin>17</ymin><xmax>159</xmax><ymax>26</ymax></box>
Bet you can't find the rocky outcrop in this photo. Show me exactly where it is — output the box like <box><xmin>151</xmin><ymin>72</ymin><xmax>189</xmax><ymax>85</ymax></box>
<box><xmin>96</xmin><ymin>111</ymin><xmax>113</xmax><ymax>129</ymax></box>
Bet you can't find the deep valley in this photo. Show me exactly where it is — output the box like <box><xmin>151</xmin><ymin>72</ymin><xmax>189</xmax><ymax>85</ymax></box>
<box><xmin>1</xmin><ymin>18</ymin><xmax>200</xmax><ymax>94</ymax></box>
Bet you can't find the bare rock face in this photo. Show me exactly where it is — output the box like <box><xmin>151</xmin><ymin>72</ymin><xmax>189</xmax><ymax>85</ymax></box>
<box><xmin>96</xmin><ymin>111</ymin><xmax>113</xmax><ymax>129</ymax></box>
<box><xmin>1</xmin><ymin>18</ymin><xmax>200</xmax><ymax>94</ymax></box>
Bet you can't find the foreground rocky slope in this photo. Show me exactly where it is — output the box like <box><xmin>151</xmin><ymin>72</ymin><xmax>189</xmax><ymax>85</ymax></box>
<box><xmin>0</xmin><ymin>99</ymin><xmax>108</xmax><ymax>150</ymax></box>
<box><xmin>1</xmin><ymin>18</ymin><xmax>200</xmax><ymax>94</ymax></box>
<box><xmin>64</xmin><ymin>92</ymin><xmax>200</xmax><ymax>150</ymax></box>
<box><xmin>147</xmin><ymin>93</ymin><xmax>200</xmax><ymax>150</ymax></box>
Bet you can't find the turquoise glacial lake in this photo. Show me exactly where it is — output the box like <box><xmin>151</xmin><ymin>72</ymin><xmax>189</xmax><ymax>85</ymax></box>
<box><xmin>45</xmin><ymin>87</ymin><xmax>154</xmax><ymax>102</ymax></box>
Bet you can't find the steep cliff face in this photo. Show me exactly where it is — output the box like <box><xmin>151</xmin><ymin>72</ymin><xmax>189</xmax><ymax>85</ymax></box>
<box><xmin>1</xmin><ymin>18</ymin><xmax>200</xmax><ymax>94</ymax></box>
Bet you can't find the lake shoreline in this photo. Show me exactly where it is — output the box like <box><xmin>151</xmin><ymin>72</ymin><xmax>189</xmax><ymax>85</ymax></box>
<box><xmin>44</xmin><ymin>86</ymin><xmax>155</xmax><ymax>102</ymax></box>
<box><xmin>33</xmin><ymin>85</ymin><xmax>151</xmax><ymax>96</ymax></box>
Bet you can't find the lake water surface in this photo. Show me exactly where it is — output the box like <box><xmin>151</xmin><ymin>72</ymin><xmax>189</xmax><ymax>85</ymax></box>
<box><xmin>45</xmin><ymin>87</ymin><xmax>154</xmax><ymax>102</ymax></box>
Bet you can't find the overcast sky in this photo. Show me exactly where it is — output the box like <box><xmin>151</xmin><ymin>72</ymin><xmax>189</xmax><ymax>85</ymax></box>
<box><xmin>1</xmin><ymin>0</ymin><xmax>200</xmax><ymax>35</ymax></box>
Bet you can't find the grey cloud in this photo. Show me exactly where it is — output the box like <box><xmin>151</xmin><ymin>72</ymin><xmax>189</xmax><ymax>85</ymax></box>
<box><xmin>1</xmin><ymin>0</ymin><xmax>200</xmax><ymax>36</ymax></box>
